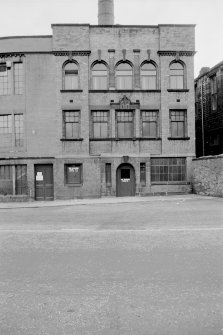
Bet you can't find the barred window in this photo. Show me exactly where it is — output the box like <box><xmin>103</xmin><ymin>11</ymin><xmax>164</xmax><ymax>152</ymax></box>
<box><xmin>170</xmin><ymin>110</ymin><xmax>187</xmax><ymax>138</ymax></box>
<box><xmin>141</xmin><ymin>62</ymin><xmax>157</xmax><ymax>89</ymax></box>
<box><xmin>116</xmin><ymin>62</ymin><xmax>133</xmax><ymax>90</ymax></box>
<box><xmin>63</xmin><ymin>111</ymin><xmax>80</xmax><ymax>139</ymax></box>
<box><xmin>151</xmin><ymin>158</ymin><xmax>186</xmax><ymax>182</ymax></box>
<box><xmin>65</xmin><ymin>164</ymin><xmax>82</xmax><ymax>185</ymax></box>
<box><xmin>141</xmin><ymin>111</ymin><xmax>158</xmax><ymax>137</ymax></box>
<box><xmin>92</xmin><ymin>63</ymin><xmax>108</xmax><ymax>90</ymax></box>
<box><xmin>63</xmin><ymin>62</ymin><xmax>79</xmax><ymax>90</ymax></box>
<box><xmin>92</xmin><ymin>111</ymin><xmax>108</xmax><ymax>138</ymax></box>
<box><xmin>14</xmin><ymin>63</ymin><xmax>23</xmax><ymax>95</ymax></box>
<box><xmin>116</xmin><ymin>111</ymin><xmax>134</xmax><ymax>138</ymax></box>
<box><xmin>0</xmin><ymin>64</ymin><xmax>11</xmax><ymax>95</ymax></box>
<box><xmin>170</xmin><ymin>62</ymin><xmax>184</xmax><ymax>89</ymax></box>
<box><xmin>15</xmin><ymin>114</ymin><xmax>24</xmax><ymax>147</ymax></box>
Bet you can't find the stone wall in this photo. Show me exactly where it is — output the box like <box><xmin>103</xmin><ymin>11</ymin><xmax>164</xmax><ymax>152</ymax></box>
<box><xmin>192</xmin><ymin>155</ymin><xmax>223</xmax><ymax>197</ymax></box>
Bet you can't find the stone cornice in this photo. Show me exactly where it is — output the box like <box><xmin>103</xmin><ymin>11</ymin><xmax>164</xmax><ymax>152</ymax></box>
<box><xmin>158</xmin><ymin>50</ymin><xmax>196</xmax><ymax>57</ymax></box>
<box><xmin>53</xmin><ymin>51</ymin><xmax>91</xmax><ymax>56</ymax></box>
<box><xmin>0</xmin><ymin>51</ymin><xmax>91</xmax><ymax>58</ymax></box>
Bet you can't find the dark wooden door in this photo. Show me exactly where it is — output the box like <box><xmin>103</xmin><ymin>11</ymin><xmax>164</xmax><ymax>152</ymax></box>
<box><xmin>35</xmin><ymin>165</ymin><xmax>54</xmax><ymax>201</ymax></box>
<box><xmin>116</xmin><ymin>164</ymin><xmax>135</xmax><ymax>197</ymax></box>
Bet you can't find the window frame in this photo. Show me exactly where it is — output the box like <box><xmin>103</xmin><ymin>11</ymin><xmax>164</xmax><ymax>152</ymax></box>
<box><xmin>116</xmin><ymin>110</ymin><xmax>134</xmax><ymax>138</ymax></box>
<box><xmin>64</xmin><ymin>164</ymin><xmax>83</xmax><ymax>185</ymax></box>
<box><xmin>14</xmin><ymin>62</ymin><xmax>23</xmax><ymax>95</ymax></box>
<box><xmin>62</xmin><ymin>61</ymin><xmax>79</xmax><ymax>90</ymax></box>
<box><xmin>0</xmin><ymin>63</ymin><xmax>11</xmax><ymax>96</ymax></box>
<box><xmin>91</xmin><ymin>62</ymin><xmax>108</xmax><ymax>90</ymax></box>
<box><xmin>115</xmin><ymin>62</ymin><xmax>133</xmax><ymax>90</ymax></box>
<box><xmin>63</xmin><ymin>110</ymin><xmax>80</xmax><ymax>139</ymax></box>
<box><xmin>210</xmin><ymin>75</ymin><xmax>217</xmax><ymax>111</ymax></box>
<box><xmin>140</xmin><ymin>61</ymin><xmax>157</xmax><ymax>90</ymax></box>
<box><xmin>169</xmin><ymin>61</ymin><xmax>185</xmax><ymax>90</ymax></box>
<box><xmin>151</xmin><ymin>157</ymin><xmax>186</xmax><ymax>183</ymax></box>
<box><xmin>141</xmin><ymin>110</ymin><xmax>159</xmax><ymax>138</ymax></box>
<box><xmin>169</xmin><ymin>110</ymin><xmax>187</xmax><ymax>138</ymax></box>
<box><xmin>91</xmin><ymin>110</ymin><xmax>109</xmax><ymax>138</ymax></box>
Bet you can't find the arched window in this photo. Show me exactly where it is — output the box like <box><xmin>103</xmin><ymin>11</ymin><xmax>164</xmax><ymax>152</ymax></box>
<box><xmin>63</xmin><ymin>62</ymin><xmax>79</xmax><ymax>90</ymax></box>
<box><xmin>116</xmin><ymin>62</ymin><xmax>133</xmax><ymax>90</ymax></box>
<box><xmin>170</xmin><ymin>62</ymin><xmax>184</xmax><ymax>89</ymax></box>
<box><xmin>91</xmin><ymin>62</ymin><xmax>108</xmax><ymax>90</ymax></box>
<box><xmin>140</xmin><ymin>62</ymin><xmax>157</xmax><ymax>90</ymax></box>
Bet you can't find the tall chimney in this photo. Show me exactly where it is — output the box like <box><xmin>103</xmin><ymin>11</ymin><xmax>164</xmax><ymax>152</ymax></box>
<box><xmin>98</xmin><ymin>0</ymin><xmax>114</xmax><ymax>25</ymax></box>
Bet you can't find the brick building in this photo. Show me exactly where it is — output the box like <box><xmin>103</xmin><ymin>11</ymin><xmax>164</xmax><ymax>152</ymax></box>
<box><xmin>195</xmin><ymin>61</ymin><xmax>223</xmax><ymax>157</ymax></box>
<box><xmin>0</xmin><ymin>1</ymin><xmax>196</xmax><ymax>200</ymax></box>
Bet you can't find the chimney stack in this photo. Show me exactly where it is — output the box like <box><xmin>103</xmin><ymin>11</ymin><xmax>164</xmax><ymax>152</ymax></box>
<box><xmin>98</xmin><ymin>0</ymin><xmax>114</xmax><ymax>25</ymax></box>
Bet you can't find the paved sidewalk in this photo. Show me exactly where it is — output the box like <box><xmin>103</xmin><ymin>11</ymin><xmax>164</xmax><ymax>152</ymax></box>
<box><xmin>0</xmin><ymin>194</ymin><xmax>217</xmax><ymax>209</ymax></box>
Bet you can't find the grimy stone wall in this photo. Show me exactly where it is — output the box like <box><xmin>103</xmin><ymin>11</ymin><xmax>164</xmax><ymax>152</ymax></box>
<box><xmin>192</xmin><ymin>155</ymin><xmax>223</xmax><ymax>197</ymax></box>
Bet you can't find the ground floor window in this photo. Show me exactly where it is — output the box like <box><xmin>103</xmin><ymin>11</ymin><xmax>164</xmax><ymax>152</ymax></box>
<box><xmin>105</xmin><ymin>163</ymin><xmax>111</xmax><ymax>186</ymax></box>
<box><xmin>151</xmin><ymin>158</ymin><xmax>186</xmax><ymax>182</ymax></box>
<box><xmin>65</xmin><ymin>164</ymin><xmax>82</xmax><ymax>185</ymax></box>
<box><xmin>0</xmin><ymin>164</ymin><xmax>27</xmax><ymax>195</ymax></box>
<box><xmin>140</xmin><ymin>163</ymin><xmax>146</xmax><ymax>185</ymax></box>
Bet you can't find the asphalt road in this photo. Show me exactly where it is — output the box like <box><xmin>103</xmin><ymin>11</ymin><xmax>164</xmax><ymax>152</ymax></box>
<box><xmin>0</xmin><ymin>196</ymin><xmax>222</xmax><ymax>335</ymax></box>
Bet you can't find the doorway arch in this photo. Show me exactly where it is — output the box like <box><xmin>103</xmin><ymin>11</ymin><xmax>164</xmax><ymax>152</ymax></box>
<box><xmin>116</xmin><ymin>163</ymin><xmax>136</xmax><ymax>197</ymax></box>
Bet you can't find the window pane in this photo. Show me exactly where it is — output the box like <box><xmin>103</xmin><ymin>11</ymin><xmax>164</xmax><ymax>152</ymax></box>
<box><xmin>92</xmin><ymin>76</ymin><xmax>107</xmax><ymax>89</ymax></box>
<box><xmin>15</xmin><ymin>165</ymin><xmax>27</xmax><ymax>195</ymax></box>
<box><xmin>64</xmin><ymin>111</ymin><xmax>80</xmax><ymax>138</ymax></box>
<box><xmin>14</xmin><ymin>63</ymin><xmax>23</xmax><ymax>95</ymax></box>
<box><xmin>105</xmin><ymin>163</ymin><xmax>111</xmax><ymax>185</ymax></box>
<box><xmin>65</xmin><ymin>74</ymin><xmax>78</xmax><ymax>89</ymax></box>
<box><xmin>0</xmin><ymin>165</ymin><xmax>13</xmax><ymax>195</ymax></box>
<box><xmin>140</xmin><ymin>163</ymin><xmax>146</xmax><ymax>185</ymax></box>
<box><xmin>65</xmin><ymin>165</ymin><xmax>82</xmax><ymax>184</ymax></box>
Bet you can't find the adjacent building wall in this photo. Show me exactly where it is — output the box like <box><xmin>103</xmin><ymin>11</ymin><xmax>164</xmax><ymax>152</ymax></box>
<box><xmin>192</xmin><ymin>155</ymin><xmax>223</xmax><ymax>197</ymax></box>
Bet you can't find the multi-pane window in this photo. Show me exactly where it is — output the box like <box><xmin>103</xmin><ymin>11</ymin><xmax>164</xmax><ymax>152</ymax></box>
<box><xmin>0</xmin><ymin>165</ymin><xmax>27</xmax><ymax>195</ymax></box>
<box><xmin>0</xmin><ymin>63</ymin><xmax>11</xmax><ymax>95</ymax></box>
<box><xmin>116</xmin><ymin>111</ymin><xmax>134</xmax><ymax>138</ymax></box>
<box><xmin>170</xmin><ymin>110</ymin><xmax>187</xmax><ymax>138</ymax></box>
<box><xmin>15</xmin><ymin>165</ymin><xmax>27</xmax><ymax>195</ymax></box>
<box><xmin>14</xmin><ymin>114</ymin><xmax>24</xmax><ymax>147</ymax></box>
<box><xmin>64</xmin><ymin>62</ymin><xmax>79</xmax><ymax>90</ymax></box>
<box><xmin>140</xmin><ymin>163</ymin><xmax>146</xmax><ymax>186</ymax></box>
<box><xmin>116</xmin><ymin>62</ymin><xmax>133</xmax><ymax>90</ymax></box>
<box><xmin>14</xmin><ymin>63</ymin><xmax>23</xmax><ymax>95</ymax></box>
<box><xmin>92</xmin><ymin>63</ymin><xmax>108</xmax><ymax>90</ymax></box>
<box><xmin>0</xmin><ymin>115</ymin><xmax>12</xmax><ymax>134</ymax></box>
<box><xmin>170</xmin><ymin>62</ymin><xmax>184</xmax><ymax>89</ymax></box>
<box><xmin>0</xmin><ymin>165</ymin><xmax>12</xmax><ymax>195</ymax></box>
<box><xmin>65</xmin><ymin>164</ymin><xmax>82</xmax><ymax>185</ymax></box>
<box><xmin>141</xmin><ymin>62</ymin><xmax>157</xmax><ymax>89</ymax></box>
<box><xmin>210</xmin><ymin>75</ymin><xmax>217</xmax><ymax>111</ymax></box>
<box><xmin>141</xmin><ymin>111</ymin><xmax>158</xmax><ymax>138</ymax></box>
<box><xmin>92</xmin><ymin>111</ymin><xmax>108</xmax><ymax>138</ymax></box>
<box><xmin>151</xmin><ymin>158</ymin><xmax>186</xmax><ymax>182</ymax></box>
<box><xmin>63</xmin><ymin>111</ymin><xmax>80</xmax><ymax>139</ymax></box>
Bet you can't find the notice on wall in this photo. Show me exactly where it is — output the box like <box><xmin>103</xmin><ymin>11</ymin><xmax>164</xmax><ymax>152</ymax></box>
<box><xmin>36</xmin><ymin>172</ymin><xmax>43</xmax><ymax>181</ymax></box>
<box><xmin>121</xmin><ymin>178</ymin><xmax>130</xmax><ymax>183</ymax></box>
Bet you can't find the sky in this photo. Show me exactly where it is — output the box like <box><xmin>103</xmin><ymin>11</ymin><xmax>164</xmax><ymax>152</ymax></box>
<box><xmin>0</xmin><ymin>0</ymin><xmax>222</xmax><ymax>78</ymax></box>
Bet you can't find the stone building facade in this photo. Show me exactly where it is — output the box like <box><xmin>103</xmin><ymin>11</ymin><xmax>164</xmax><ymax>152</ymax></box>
<box><xmin>0</xmin><ymin>22</ymin><xmax>196</xmax><ymax>200</ymax></box>
<box><xmin>195</xmin><ymin>61</ymin><xmax>223</xmax><ymax>157</ymax></box>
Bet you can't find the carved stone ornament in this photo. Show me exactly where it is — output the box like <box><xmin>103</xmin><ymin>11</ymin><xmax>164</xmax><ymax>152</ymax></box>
<box><xmin>119</xmin><ymin>95</ymin><xmax>131</xmax><ymax>109</ymax></box>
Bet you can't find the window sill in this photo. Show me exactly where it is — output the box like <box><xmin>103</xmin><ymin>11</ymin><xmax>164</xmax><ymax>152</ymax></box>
<box><xmin>167</xmin><ymin>89</ymin><xmax>189</xmax><ymax>92</ymax></box>
<box><xmin>89</xmin><ymin>137</ymin><xmax>162</xmax><ymax>141</ymax></box>
<box><xmin>89</xmin><ymin>89</ymin><xmax>161</xmax><ymax>93</ymax></box>
<box><xmin>65</xmin><ymin>183</ymin><xmax>83</xmax><ymax>187</ymax></box>
<box><xmin>60</xmin><ymin>138</ymin><xmax>83</xmax><ymax>141</ymax></box>
<box><xmin>60</xmin><ymin>90</ymin><xmax>83</xmax><ymax>93</ymax></box>
<box><xmin>151</xmin><ymin>181</ymin><xmax>190</xmax><ymax>185</ymax></box>
<box><xmin>168</xmin><ymin>137</ymin><xmax>190</xmax><ymax>140</ymax></box>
